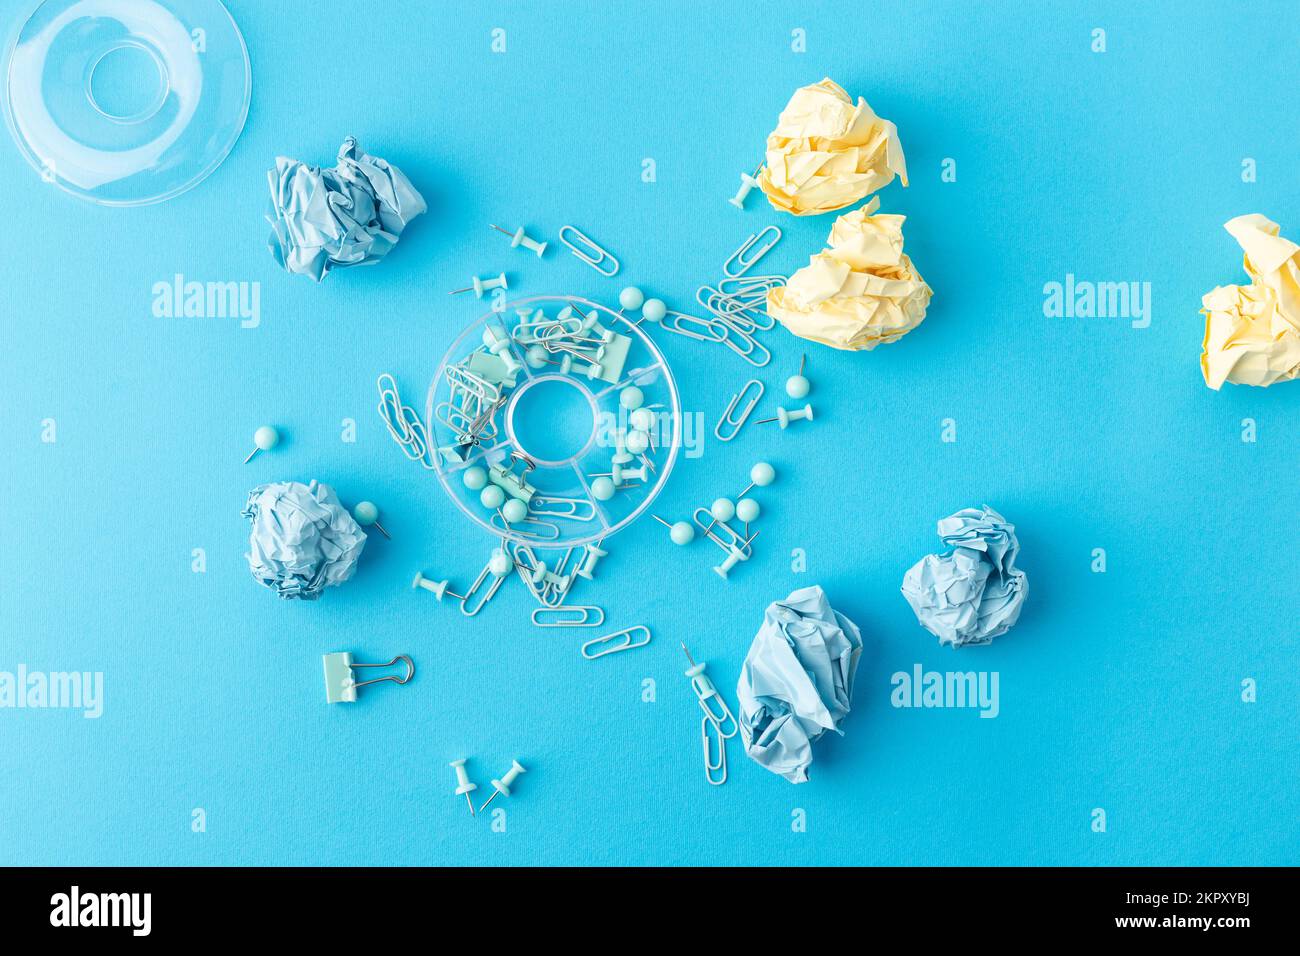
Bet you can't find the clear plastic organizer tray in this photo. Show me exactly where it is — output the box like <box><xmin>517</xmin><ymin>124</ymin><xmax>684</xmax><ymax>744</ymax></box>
<box><xmin>2</xmin><ymin>0</ymin><xmax>250</xmax><ymax>205</ymax></box>
<box><xmin>427</xmin><ymin>295</ymin><xmax>682</xmax><ymax>549</ymax></box>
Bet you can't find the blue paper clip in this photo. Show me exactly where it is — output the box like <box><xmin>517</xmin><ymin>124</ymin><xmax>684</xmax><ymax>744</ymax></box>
<box><xmin>581</xmin><ymin>625</ymin><xmax>651</xmax><ymax>659</ymax></box>
<box><xmin>559</xmin><ymin>225</ymin><xmax>620</xmax><ymax>277</ymax></box>
<box><xmin>722</xmin><ymin>225</ymin><xmax>781</xmax><ymax>278</ymax></box>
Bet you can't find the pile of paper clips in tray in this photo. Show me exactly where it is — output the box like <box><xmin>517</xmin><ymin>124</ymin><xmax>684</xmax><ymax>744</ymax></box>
<box><xmin>658</xmin><ymin>225</ymin><xmax>785</xmax><ymax>369</ymax></box>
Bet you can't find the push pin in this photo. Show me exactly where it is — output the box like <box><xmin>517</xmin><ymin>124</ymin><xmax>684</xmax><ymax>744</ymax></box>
<box><xmin>652</xmin><ymin>515</ymin><xmax>695</xmax><ymax>545</ymax></box>
<box><xmin>412</xmin><ymin>571</ymin><xmax>463</xmax><ymax>601</ymax></box>
<box><xmin>620</xmin><ymin>386</ymin><xmax>645</xmax><ymax>411</ymax></box>
<box><xmin>633</xmin><ymin>298</ymin><xmax>667</xmax><ymax>327</ymax></box>
<box><xmin>478</xmin><ymin>759</ymin><xmax>527</xmax><ymax>813</ymax></box>
<box><xmin>736</xmin><ymin>498</ymin><xmax>760</xmax><ymax>524</ymax></box>
<box><xmin>755</xmin><ymin>403</ymin><xmax>814</xmax><ymax>429</ymax></box>
<box><xmin>482</xmin><ymin>327</ymin><xmax>523</xmax><ymax>376</ymax></box>
<box><xmin>590</xmin><ymin>476</ymin><xmax>616</xmax><ymax>501</ymax></box>
<box><xmin>681</xmin><ymin>643</ymin><xmax>738</xmax><ymax>736</ymax></box>
<box><xmin>449</xmin><ymin>272</ymin><xmax>508</xmax><ymax>298</ymax></box>
<box><xmin>737</xmin><ymin>461</ymin><xmax>777</xmax><ymax>497</ymax></box>
<box><xmin>449</xmin><ymin>758</ymin><xmax>478</xmax><ymax>816</ymax></box>
<box><xmin>574</xmin><ymin>542</ymin><xmax>608</xmax><ymax>580</ymax></box>
<box><xmin>618</xmin><ymin>286</ymin><xmax>645</xmax><ymax>313</ymax></box>
<box><xmin>625</xmin><ymin>430</ymin><xmax>650</xmax><ymax>455</ymax></box>
<box><xmin>243</xmin><ymin>425</ymin><xmax>279</xmax><ymax>463</ymax></box>
<box><xmin>727</xmin><ymin>163</ymin><xmax>763</xmax><ymax>209</ymax></box>
<box><xmin>785</xmin><ymin>354</ymin><xmax>811</xmax><ymax>399</ymax></box>
<box><xmin>500</xmin><ymin>498</ymin><xmax>528</xmax><ymax>524</ymax></box>
<box><xmin>714</xmin><ymin>544</ymin><xmax>750</xmax><ymax>580</ymax></box>
<box><xmin>462</xmin><ymin>466</ymin><xmax>489</xmax><ymax>491</ymax></box>
<box><xmin>351</xmin><ymin>501</ymin><xmax>390</xmax><ymax>539</ymax></box>
<box><xmin>322</xmin><ymin>652</ymin><xmax>413</xmax><ymax>704</ymax></box>
<box><xmin>490</xmin><ymin>223</ymin><xmax>548</xmax><ymax>257</ymax></box>
<box><xmin>480</xmin><ymin>485</ymin><xmax>507</xmax><ymax>510</ymax></box>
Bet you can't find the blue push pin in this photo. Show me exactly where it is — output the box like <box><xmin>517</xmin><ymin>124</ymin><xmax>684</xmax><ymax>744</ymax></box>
<box><xmin>491</xmin><ymin>224</ymin><xmax>548</xmax><ymax>257</ymax></box>
<box><xmin>352</xmin><ymin>501</ymin><xmax>390</xmax><ymax>539</ymax></box>
<box><xmin>243</xmin><ymin>425</ymin><xmax>279</xmax><ymax>464</ymax></box>
<box><xmin>478</xmin><ymin>759</ymin><xmax>527</xmax><ymax>813</ymax></box>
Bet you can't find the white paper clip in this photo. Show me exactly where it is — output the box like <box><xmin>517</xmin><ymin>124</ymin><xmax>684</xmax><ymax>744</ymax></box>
<box><xmin>559</xmin><ymin>225</ymin><xmax>620</xmax><ymax>277</ymax></box>
<box><xmin>581</xmin><ymin>625</ymin><xmax>651</xmax><ymax>659</ymax></box>
<box><xmin>660</xmin><ymin>310</ymin><xmax>728</xmax><ymax>343</ymax></box>
<box><xmin>722</xmin><ymin>225</ymin><xmax>781</xmax><ymax>278</ymax></box>
<box><xmin>531</xmin><ymin>605</ymin><xmax>605</xmax><ymax>628</ymax></box>
<box><xmin>714</xmin><ymin>379</ymin><xmax>764</xmax><ymax>442</ymax></box>
<box><xmin>528</xmin><ymin>495</ymin><xmax>598</xmax><ymax>522</ymax></box>
<box><xmin>702</xmin><ymin>715</ymin><xmax>727</xmax><ymax>785</ymax></box>
<box><xmin>377</xmin><ymin>373</ymin><xmax>435</xmax><ymax>469</ymax></box>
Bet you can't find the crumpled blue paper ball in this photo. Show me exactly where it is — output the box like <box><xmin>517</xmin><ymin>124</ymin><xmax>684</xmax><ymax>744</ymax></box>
<box><xmin>736</xmin><ymin>585</ymin><xmax>863</xmax><ymax>784</ymax></box>
<box><xmin>901</xmin><ymin>505</ymin><xmax>1028</xmax><ymax>647</ymax></box>
<box><xmin>242</xmin><ymin>480</ymin><xmax>366</xmax><ymax>600</ymax></box>
<box><xmin>266</xmin><ymin>136</ymin><xmax>427</xmax><ymax>281</ymax></box>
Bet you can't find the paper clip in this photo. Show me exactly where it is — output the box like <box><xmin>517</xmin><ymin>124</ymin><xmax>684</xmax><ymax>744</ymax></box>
<box><xmin>491</xmin><ymin>512</ymin><xmax>561</xmax><ymax>540</ymax></box>
<box><xmin>559</xmin><ymin>225</ymin><xmax>620</xmax><ymax>277</ymax></box>
<box><xmin>722</xmin><ymin>225</ymin><xmax>781</xmax><ymax>278</ymax></box>
<box><xmin>718</xmin><ymin>274</ymin><xmax>786</xmax><ymax>299</ymax></box>
<box><xmin>528</xmin><ymin>495</ymin><xmax>597</xmax><ymax>522</ymax></box>
<box><xmin>581</xmin><ymin>625</ymin><xmax>651</xmax><ymax>659</ymax></box>
<box><xmin>681</xmin><ymin>643</ymin><xmax>738</xmax><ymax>738</ymax></box>
<box><xmin>714</xmin><ymin>379</ymin><xmax>764</xmax><ymax>442</ymax></box>
<box><xmin>531</xmin><ymin>605</ymin><xmax>605</xmax><ymax>628</ymax></box>
<box><xmin>460</xmin><ymin>560</ymin><xmax>508</xmax><ymax>617</ymax></box>
<box><xmin>711</xmin><ymin>315</ymin><xmax>772</xmax><ymax>368</ymax></box>
<box><xmin>692</xmin><ymin>507</ymin><xmax>757</xmax><ymax>557</ymax></box>
<box><xmin>377</xmin><ymin>373</ymin><xmax>435</xmax><ymax>469</ymax></box>
<box><xmin>702</xmin><ymin>715</ymin><xmax>727</xmax><ymax>785</ymax></box>
<box><xmin>322</xmin><ymin>653</ymin><xmax>414</xmax><ymax>704</ymax></box>
<box><xmin>660</xmin><ymin>310</ymin><xmax>728</xmax><ymax>343</ymax></box>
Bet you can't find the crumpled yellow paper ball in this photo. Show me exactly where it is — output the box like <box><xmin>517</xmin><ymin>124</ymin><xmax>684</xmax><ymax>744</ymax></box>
<box><xmin>1200</xmin><ymin>214</ymin><xmax>1300</xmax><ymax>389</ymax></box>
<box><xmin>766</xmin><ymin>197</ymin><xmax>932</xmax><ymax>350</ymax></box>
<box><xmin>758</xmin><ymin>77</ymin><xmax>907</xmax><ymax>217</ymax></box>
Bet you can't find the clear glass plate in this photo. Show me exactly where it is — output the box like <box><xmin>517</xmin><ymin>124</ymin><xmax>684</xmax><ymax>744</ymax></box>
<box><xmin>2</xmin><ymin>0</ymin><xmax>250</xmax><ymax>206</ymax></box>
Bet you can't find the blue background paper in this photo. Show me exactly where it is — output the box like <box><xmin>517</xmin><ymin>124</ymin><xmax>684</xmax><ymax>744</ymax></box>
<box><xmin>1</xmin><ymin>0</ymin><xmax>1296</xmax><ymax>866</ymax></box>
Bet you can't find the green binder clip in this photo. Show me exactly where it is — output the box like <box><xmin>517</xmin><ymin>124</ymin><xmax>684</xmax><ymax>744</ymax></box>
<box><xmin>322</xmin><ymin>652</ymin><xmax>414</xmax><ymax>704</ymax></box>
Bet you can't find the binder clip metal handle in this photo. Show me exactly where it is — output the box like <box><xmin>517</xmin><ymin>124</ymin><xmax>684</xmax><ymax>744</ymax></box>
<box><xmin>323</xmin><ymin>652</ymin><xmax>414</xmax><ymax>703</ymax></box>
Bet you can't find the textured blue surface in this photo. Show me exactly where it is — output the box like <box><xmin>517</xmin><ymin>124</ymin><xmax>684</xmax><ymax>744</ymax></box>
<box><xmin>1</xmin><ymin>0</ymin><xmax>1296</xmax><ymax>866</ymax></box>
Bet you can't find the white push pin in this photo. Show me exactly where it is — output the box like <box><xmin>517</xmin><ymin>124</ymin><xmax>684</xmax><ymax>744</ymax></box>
<box><xmin>785</xmin><ymin>354</ymin><xmax>811</xmax><ymax>399</ymax></box>
<box><xmin>243</xmin><ymin>425</ymin><xmax>279</xmax><ymax>463</ymax></box>
<box><xmin>449</xmin><ymin>758</ymin><xmax>478</xmax><ymax>816</ymax></box>
<box><xmin>482</xmin><ymin>326</ymin><xmax>523</xmax><ymax>375</ymax></box>
<box><xmin>633</xmin><ymin>298</ymin><xmax>667</xmax><ymax>327</ymax></box>
<box><xmin>352</xmin><ymin>501</ymin><xmax>390</xmax><ymax>539</ymax></box>
<box><xmin>727</xmin><ymin>163</ymin><xmax>763</xmax><ymax>209</ymax></box>
<box><xmin>574</xmin><ymin>542</ymin><xmax>608</xmax><ymax>580</ymax></box>
<box><xmin>478</xmin><ymin>759</ymin><xmax>527</xmax><ymax>813</ymax></box>
<box><xmin>412</xmin><ymin>571</ymin><xmax>463</xmax><ymax>601</ymax></box>
<box><xmin>491</xmin><ymin>223</ymin><xmax>548</xmax><ymax>257</ymax></box>
<box><xmin>652</xmin><ymin>515</ymin><xmax>695</xmax><ymax>545</ymax></box>
<box><xmin>449</xmin><ymin>273</ymin><xmax>508</xmax><ymax>298</ymax></box>
<box><xmin>755</xmin><ymin>404</ymin><xmax>814</xmax><ymax>429</ymax></box>
<box><xmin>714</xmin><ymin>545</ymin><xmax>749</xmax><ymax>580</ymax></box>
<box><xmin>737</xmin><ymin>461</ymin><xmax>776</xmax><ymax>497</ymax></box>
